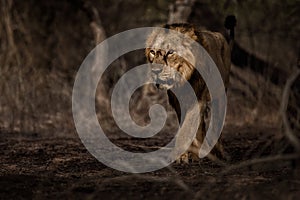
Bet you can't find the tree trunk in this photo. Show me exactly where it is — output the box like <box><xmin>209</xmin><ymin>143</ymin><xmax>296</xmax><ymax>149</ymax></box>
<box><xmin>168</xmin><ymin>0</ymin><xmax>196</xmax><ymax>24</ymax></box>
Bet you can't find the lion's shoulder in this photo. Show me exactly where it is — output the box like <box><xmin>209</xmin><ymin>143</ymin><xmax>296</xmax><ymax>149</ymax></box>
<box><xmin>194</xmin><ymin>29</ymin><xmax>231</xmax><ymax>86</ymax></box>
<box><xmin>165</xmin><ymin>24</ymin><xmax>231</xmax><ymax>86</ymax></box>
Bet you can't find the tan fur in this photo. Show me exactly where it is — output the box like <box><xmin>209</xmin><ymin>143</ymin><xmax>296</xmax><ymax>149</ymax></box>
<box><xmin>145</xmin><ymin>24</ymin><xmax>231</xmax><ymax>163</ymax></box>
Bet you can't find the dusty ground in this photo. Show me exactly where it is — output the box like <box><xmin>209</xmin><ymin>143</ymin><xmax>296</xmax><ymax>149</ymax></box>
<box><xmin>1</xmin><ymin>125</ymin><xmax>299</xmax><ymax>200</ymax></box>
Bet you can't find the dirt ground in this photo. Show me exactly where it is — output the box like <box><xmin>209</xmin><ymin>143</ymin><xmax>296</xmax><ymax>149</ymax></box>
<box><xmin>1</xmin><ymin>125</ymin><xmax>299</xmax><ymax>200</ymax></box>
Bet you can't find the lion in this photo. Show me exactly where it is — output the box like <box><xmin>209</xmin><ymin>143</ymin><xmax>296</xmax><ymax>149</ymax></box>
<box><xmin>145</xmin><ymin>16</ymin><xmax>236</xmax><ymax>163</ymax></box>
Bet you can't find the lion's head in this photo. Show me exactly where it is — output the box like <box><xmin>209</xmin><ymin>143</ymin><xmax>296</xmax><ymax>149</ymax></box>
<box><xmin>145</xmin><ymin>26</ymin><xmax>197</xmax><ymax>90</ymax></box>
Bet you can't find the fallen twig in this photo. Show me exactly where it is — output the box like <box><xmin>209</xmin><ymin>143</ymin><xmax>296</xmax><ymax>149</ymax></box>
<box><xmin>222</xmin><ymin>153</ymin><xmax>300</xmax><ymax>174</ymax></box>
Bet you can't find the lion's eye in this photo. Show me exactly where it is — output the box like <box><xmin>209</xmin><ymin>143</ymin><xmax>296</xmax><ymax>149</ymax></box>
<box><xmin>167</xmin><ymin>49</ymin><xmax>174</xmax><ymax>56</ymax></box>
<box><xmin>149</xmin><ymin>50</ymin><xmax>155</xmax><ymax>57</ymax></box>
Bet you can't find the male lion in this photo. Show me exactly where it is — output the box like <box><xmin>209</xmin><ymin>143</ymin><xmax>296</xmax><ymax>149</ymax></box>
<box><xmin>145</xmin><ymin>16</ymin><xmax>236</xmax><ymax>163</ymax></box>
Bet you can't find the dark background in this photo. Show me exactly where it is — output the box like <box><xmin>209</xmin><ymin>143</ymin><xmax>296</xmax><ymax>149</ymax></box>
<box><xmin>0</xmin><ymin>0</ymin><xmax>299</xmax><ymax>199</ymax></box>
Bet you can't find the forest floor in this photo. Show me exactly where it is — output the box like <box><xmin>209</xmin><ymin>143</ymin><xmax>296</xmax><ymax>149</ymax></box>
<box><xmin>1</xmin><ymin>125</ymin><xmax>299</xmax><ymax>200</ymax></box>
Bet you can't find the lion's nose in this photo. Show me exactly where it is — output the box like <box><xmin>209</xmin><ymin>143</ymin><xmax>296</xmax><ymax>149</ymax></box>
<box><xmin>152</xmin><ymin>68</ymin><xmax>163</xmax><ymax>75</ymax></box>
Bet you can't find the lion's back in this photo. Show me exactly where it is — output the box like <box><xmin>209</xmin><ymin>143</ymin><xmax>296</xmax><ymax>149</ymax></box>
<box><xmin>195</xmin><ymin>30</ymin><xmax>231</xmax><ymax>87</ymax></box>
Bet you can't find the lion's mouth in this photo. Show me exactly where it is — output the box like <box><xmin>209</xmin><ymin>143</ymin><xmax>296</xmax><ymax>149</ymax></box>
<box><xmin>155</xmin><ymin>78</ymin><xmax>175</xmax><ymax>90</ymax></box>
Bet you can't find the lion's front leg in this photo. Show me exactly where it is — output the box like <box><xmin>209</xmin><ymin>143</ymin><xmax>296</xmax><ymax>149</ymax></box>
<box><xmin>174</xmin><ymin>125</ymin><xmax>204</xmax><ymax>163</ymax></box>
<box><xmin>174</xmin><ymin>98</ymin><xmax>226</xmax><ymax>164</ymax></box>
<box><xmin>174</xmin><ymin>100</ymin><xmax>206</xmax><ymax>164</ymax></box>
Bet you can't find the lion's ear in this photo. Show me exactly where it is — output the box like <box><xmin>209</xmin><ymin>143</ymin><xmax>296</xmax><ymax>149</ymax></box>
<box><xmin>145</xmin><ymin>48</ymin><xmax>150</xmax><ymax>56</ymax></box>
<box><xmin>145</xmin><ymin>48</ymin><xmax>150</xmax><ymax>58</ymax></box>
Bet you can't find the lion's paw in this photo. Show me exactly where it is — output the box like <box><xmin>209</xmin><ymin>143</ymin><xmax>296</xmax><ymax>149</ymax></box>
<box><xmin>175</xmin><ymin>152</ymin><xmax>200</xmax><ymax>164</ymax></box>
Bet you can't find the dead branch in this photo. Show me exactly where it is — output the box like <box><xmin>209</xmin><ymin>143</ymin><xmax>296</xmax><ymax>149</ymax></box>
<box><xmin>280</xmin><ymin>69</ymin><xmax>300</xmax><ymax>152</ymax></box>
<box><xmin>222</xmin><ymin>153</ymin><xmax>300</xmax><ymax>174</ymax></box>
<box><xmin>80</xmin><ymin>1</ymin><xmax>109</xmax><ymax>108</ymax></box>
<box><xmin>82</xmin><ymin>1</ymin><xmax>106</xmax><ymax>45</ymax></box>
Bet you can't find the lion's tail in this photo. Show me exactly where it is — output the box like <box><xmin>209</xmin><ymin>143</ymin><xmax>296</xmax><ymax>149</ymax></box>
<box><xmin>224</xmin><ymin>15</ymin><xmax>237</xmax><ymax>51</ymax></box>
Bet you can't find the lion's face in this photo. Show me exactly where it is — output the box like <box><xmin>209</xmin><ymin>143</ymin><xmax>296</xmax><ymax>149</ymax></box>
<box><xmin>146</xmin><ymin>48</ymin><xmax>183</xmax><ymax>90</ymax></box>
<box><xmin>145</xmin><ymin>30</ymin><xmax>195</xmax><ymax>90</ymax></box>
